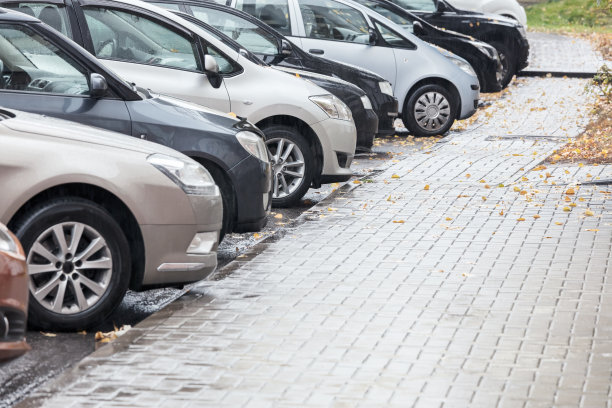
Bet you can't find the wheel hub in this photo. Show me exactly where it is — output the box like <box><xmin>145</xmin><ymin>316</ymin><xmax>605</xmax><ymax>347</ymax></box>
<box><xmin>265</xmin><ymin>137</ymin><xmax>306</xmax><ymax>199</ymax></box>
<box><xmin>425</xmin><ymin>105</ymin><xmax>440</xmax><ymax>119</ymax></box>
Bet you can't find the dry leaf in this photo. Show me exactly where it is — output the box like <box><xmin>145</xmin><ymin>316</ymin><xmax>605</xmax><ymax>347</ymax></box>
<box><xmin>393</xmin><ymin>220</ymin><xmax>405</xmax><ymax>224</ymax></box>
<box><xmin>517</xmin><ymin>217</ymin><xmax>526</xmax><ymax>221</ymax></box>
<box><xmin>40</xmin><ymin>332</ymin><xmax>56</xmax><ymax>337</ymax></box>
<box><xmin>424</xmin><ymin>185</ymin><xmax>430</xmax><ymax>190</ymax></box>
<box><xmin>585</xmin><ymin>209</ymin><xmax>594</xmax><ymax>216</ymax></box>
<box><xmin>565</xmin><ymin>188</ymin><xmax>575</xmax><ymax>195</ymax></box>
<box><xmin>533</xmin><ymin>215</ymin><xmax>540</xmax><ymax>219</ymax></box>
<box><xmin>391</xmin><ymin>174</ymin><xmax>400</xmax><ymax>179</ymax></box>
<box><xmin>274</xmin><ymin>214</ymin><xmax>283</xmax><ymax>219</ymax></box>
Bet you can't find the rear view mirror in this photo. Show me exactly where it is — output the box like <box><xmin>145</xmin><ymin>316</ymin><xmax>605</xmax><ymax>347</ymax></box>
<box><xmin>368</xmin><ymin>28</ymin><xmax>378</xmax><ymax>45</ymax></box>
<box><xmin>89</xmin><ymin>73</ymin><xmax>107</xmax><ymax>98</ymax></box>
<box><xmin>412</xmin><ymin>21</ymin><xmax>425</xmax><ymax>36</ymax></box>
<box><xmin>280</xmin><ymin>39</ymin><xmax>292</xmax><ymax>56</ymax></box>
<box><xmin>204</xmin><ymin>54</ymin><xmax>222</xmax><ymax>89</ymax></box>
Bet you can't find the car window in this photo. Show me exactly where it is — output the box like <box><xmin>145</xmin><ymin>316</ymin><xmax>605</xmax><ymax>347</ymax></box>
<box><xmin>351</xmin><ymin>0</ymin><xmax>414</xmax><ymax>32</ymax></box>
<box><xmin>373</xmin><ymin>20</ymin><xmax>413</xmax><ymax>48</ymax></box>
<box><xmin>388</xmin><ymin>0</ymin><xmax>436</xmax><ymax>12</ymax></box>
<box><xmin>298</xmin><ymin>0</ymin><xmax>370</xmax><ymax>44</ymax></box>
<box><xmin>3</xmin><ymin>2</ymin><xmax>72</xmax><ymax>37</ymax></box>
<box><xmin>234</xmin><ymin>0</ymin><xmax>292</xmax><ymax>36</ymax></box>
<box><xmin>190</xmin><ymin>6</ymin><xmax>278</xmax><ymax>55</ymax></box>
<box><xmin>82</xmin><ymin>7</ymin><xmax>202</xmax><ymax>72</ymax></box>
<box><xmin>149</xmin><ymin>2</ymin><xmax>181</xmax><ymax>11</ymax></box>
<box><xmin>0</xmin><ymin>24</ymin><xmax>89</xmax><ymax>95</ymax></box>
<box><xmin>201</xmin><ymin>40</ymin><xmax>238</xmax><ymax>74</ymax></box>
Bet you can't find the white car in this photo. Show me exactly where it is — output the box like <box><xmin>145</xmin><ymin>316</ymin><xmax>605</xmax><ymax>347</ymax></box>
<box><xmin>231</xmin><ymin>0</ymin><xmax>480</xmax><ymax>136</ymax></box>
<box><xmin>55</xmin><ymin>0</ymin><xmax>356</xmax><ymax>207</ymax></box>
<box><xmin>446</xmin><ymin>0</ymin><xmax>527</xmax><ymax>26</ymax></box>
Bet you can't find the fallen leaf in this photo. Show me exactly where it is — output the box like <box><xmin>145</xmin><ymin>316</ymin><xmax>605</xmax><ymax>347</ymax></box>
<box><xmin>445</xmin><ymin>217</ymin><xmax>452</xmax><ymax>221</ymax></box>
<box><xmin>586</xmin><ymin>228</ymin><xmax>599</xmax><ymax>232</ymax></box>
<box><xmin>253</xmin><ymin>233</ymin><xmax>262</xmax><ymax>239</ymax></box>
<box><xmin>391</xmin><ymin>174</ymin><xmax>400</xmax><ymax>179</ymax></box>
<box><xmin>533</xmin><ymin>215</ymin><xmax>540</xmax><ymax>219</ymax></box>
<box><xmin>565</xmin><ymin>188</ymin><xmax>575</xmax><ymax>195</ymax></box>
<box><xmin>424</xmin><ymin>185</ymin><xmax>430</xmax><ymax>190</ymax></box>
<box><xmin>327</xmin><ymin>207</ymin><xmax>337</xmax><ymax>212</ymax></box>
<box><xmin>517</xmin><ymin>217</ymin><xmax>526</xmax><ymax>221</ymax></box>
<box><xmin>555</xmin><ymin>222</ymin><xmax>563</xmax><ymax>225</ymax></box>
<box><xmin>585</xmin><ymin>209</ymin><xmax>594</xmax><ymax>216</ymax></box>
<box><xmin>563</xmin><ymin>207</ymin><xmax>571</xmax><ymax>212</ymax></box>
<box><xmin>352</xmin><ymin>180</ymin><xmax>362</xmax><ymax>184</ymax></box>
<box><xmin>274</xmin><ymin>214</ymin><xmax>283</xmax><ymax>219</ymax></box>
<box><xmin>40</xmin><ymin>332</ymin><xmax>56</xmax><ymax>337</ymax></box>
<box><xmin>393</xmin><ymin>220</ymin><xmax>405</xmax><ymax>224</ymax></box>
<box><xmin>513</xmin><ymin>186</ymin><xmax>521</xmax><ymax>192</ymax></box>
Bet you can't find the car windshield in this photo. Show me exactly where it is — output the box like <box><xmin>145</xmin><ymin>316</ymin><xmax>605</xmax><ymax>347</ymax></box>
<box><xmin>352</xmin><ymin>0</ymin><xmax>414</xmax><ymax>32</ymax></box>
<box><xmin>388</xmin><ymin>0</ymin><xmax>436</xmax><ymax>12</ymax></box>
<box><xmin>189</xmin><ymin>6</ymin><xmax>279</xmax><ymax>56</ymax></box>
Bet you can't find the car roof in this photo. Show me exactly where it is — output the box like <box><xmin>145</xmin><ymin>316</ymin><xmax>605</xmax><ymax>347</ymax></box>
<box><xmin>0</xmin><ymin>7</ymin><xmax>41</xmax><ymax>23</ymax></box>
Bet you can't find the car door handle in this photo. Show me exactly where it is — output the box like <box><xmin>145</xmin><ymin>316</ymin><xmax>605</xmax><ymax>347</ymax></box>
<box><xmin>309</xmin><ymin>49</ymin><xmax>324</xmax><ymax>55</ymax></box>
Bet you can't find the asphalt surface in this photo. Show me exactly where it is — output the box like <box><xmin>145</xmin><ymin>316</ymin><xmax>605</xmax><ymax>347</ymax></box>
<box><xmin>0</xmin><ymin>130</ymin><xmax>439</xmax><ymax>408</ymax></box>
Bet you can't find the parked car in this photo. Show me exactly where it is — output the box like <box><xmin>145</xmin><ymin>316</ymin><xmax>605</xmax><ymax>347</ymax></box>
<box><xmin>146</xmin><ymin>1</ymin><xmax>399</xmax><ymax>140</ymax></box>
<box><xmin>446</xmin><ymin>0</ymin><xmax>527</xmax><ymax>27</ymax></box>
<box><xmin>171</xmin><ymin>8</ymin><xmax>378</xmax><ymax>152</ymax></box>
<box><xmin>0</xmin><ymin>223</ymin><xmax>29</xmax><ymax>360</ymax></box>
<box><xmin>0</xmin><ymin>108</ymin><xmax>223</xmax><ymax>330</ymax></box>
<box><xmin>4</xmin><ymin>0</ymin><xmax>358</xmax><ymax>206</ymax></box>
<box><xmin>349</xmin><ymin>0</ymin><xmax>503</xmax><ymax>92</ymax></box>
<box><xmin>387</xmin><ymin>0</ymin><xmax>529</xmax><ymax>87</ymax></box>
<box><xmin>229</xmin><ymin>0</ymin><xmax>479</xmax><ymax>136</ymax></box>
<box><xmin>0</xmin><ymin>7</ymin><xmax>271</xmax><ymax>237</ymax></box>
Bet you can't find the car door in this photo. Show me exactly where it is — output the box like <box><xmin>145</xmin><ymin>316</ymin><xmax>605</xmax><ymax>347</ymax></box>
<box><xmin>0</xmin><ymin>22</ymin><xmax>132</xmax><ymax>134</ymax></box>
<box><xmin>76</xmin><ymin>3</ymin><xmax>232</xmax><ymax>112</ymax></box>
<box><xmin>288</xmin><ymin>0</ymin><xmax>397</xmax><ymax>86</ymax></box>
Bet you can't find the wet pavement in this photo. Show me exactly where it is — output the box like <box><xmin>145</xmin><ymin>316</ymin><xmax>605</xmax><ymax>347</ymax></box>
<box><xmin>0</xmin><ymin>131</ymin><xmax>438</xmax><ymax>408</ymax></box>
<box><xmin>12</xmin><ymin>75</ymin><xmax>612</xmax><ymax>408</ymax></box>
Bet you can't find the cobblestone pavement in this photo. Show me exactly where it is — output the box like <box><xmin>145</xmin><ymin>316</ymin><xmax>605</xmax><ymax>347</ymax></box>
<box><xmin>526</xmin><ymin>32</ymin><xmax>610</xmax><ymax>74</ymax></box>
<box><xmin>17</xmin><ymin>78</ymin><xmax>612</xmax><ymax>408</ymax></box>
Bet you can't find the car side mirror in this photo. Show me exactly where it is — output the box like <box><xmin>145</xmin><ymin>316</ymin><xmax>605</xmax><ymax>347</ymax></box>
<box><xmin>412</xmin><ymin>21</ymin><xmax>425</xmax><ymax>35</ymax></box>
<box><xmin>435</xmin><ymin>0</ymin><xmax>448</xmax><ymax>13</ymax></box>
<box><xmin>280</xmin><ymin>39</ymin><xmax>292</xmax><ymax>56</ymax></box>
<box><xmin>368</xmin><ymin>28</ymin><xmax>378</xmax><ymax>45</ymax></box>
<box><xmin>204</xmin><ymin>54</ymin><xmax>222</xmax><ymax>89</ymax></box>
<box><xmin>89</xmin><ymin>73</ymin><xmax>108</xmax><ymax>98</ymax></box>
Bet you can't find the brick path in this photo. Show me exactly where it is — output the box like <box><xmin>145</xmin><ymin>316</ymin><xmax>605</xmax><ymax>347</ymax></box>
<box><xmin>18</xmin><ymin>78</ymin><xmax>612</xmax><ymax>408</ymax></box>
<box><xmin>526</xmin><ymin>32</ymin><xmax>610</xmax><ymax>74</ymax></box>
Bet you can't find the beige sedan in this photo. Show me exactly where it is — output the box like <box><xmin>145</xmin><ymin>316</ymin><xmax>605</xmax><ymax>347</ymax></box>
<box><xmin>0</xmin><ymin>108</ymin><xmax>222</xmax><ymax>330</ymax></box>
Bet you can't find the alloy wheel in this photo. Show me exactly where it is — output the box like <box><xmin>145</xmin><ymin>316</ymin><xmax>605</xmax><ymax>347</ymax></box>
<box><xmin>266</xmin><ymin>137</ymin><xmax>306</xmax><ymax>199</ymax></box>
<box><xmin>27</xmin><ymin>222</ymin><xmax>113</xmax><ymax>315</ymax></box>
<box><xmin>414</xmin><ymin>92</ymin><xmax>451</xmax><ymax>131</ymax></box>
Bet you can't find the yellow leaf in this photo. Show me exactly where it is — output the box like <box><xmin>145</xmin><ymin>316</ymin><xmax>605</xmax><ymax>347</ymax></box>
<box><xmin>520</xmin><ymin>190</ymin><xmax>527</xmax><ymax>195</ymax></box>
<box><xmin>253</xmin><ymin>233</ymin><xmax>262</xmax><ymax>239</ymax></box>
<box><xmin>327</xmin><ymin>207</ymin><xmax>337</xmax><ymax>212</ymax></box>
<box><xmin>565</xmin><ymin>188</ymin><xmax>575</xmax><ymax>195</ymax></box>
<box><xmin>586</xmin><ymin>228</ymin><xmax>599</xmax><ymax>232</ymax></box>
<box><xmin>484</xmin><ymin>184</ymin><xmax>490</xmax><ymax>189</ymax></box>
<box><xmin>352</xmin><ymin>180</ymin><xmax>362</xmax><ymax>184</ymax></box>
<box><xmin>499</xmin><ymin>210</ymin><xmax>504</xmax><ymax>215</ymax></box>
<box><xmin>391</xmin><ymin>174</ymin><xmax>400</xmax><ymax>179</ymax></box>
<box><xmin>585</xmin><ymin>209</ymin><xmax>594</xmax><ymax>216</ymax></box>
<box><xmin>393</xmin><ymin>220</ymin><xmax>405</xmax><ymax>224</ymax></box>
<box><xmin>274</xmin><ymin>214</ymin><xmax>283</xmax><ymax>219</ymax></box>
<box><xmin>513</xmin><ymin>186</ymin><xmax>521</xmax><ymax>192</ymax></box>
<box><xmin>533</xmin><ymin>214</ymin><xmax>540</xmax><ymax>219</ymax></box>
<box><xmin>445</xmin><ymin>217</ymin><xmax>452</xmax><ymax>221</ymax></box>
<box><xmin>569</xmin><ymin>203</ymin><xmax>577</xmax><ymax>208</ymax></box>
<box><xmin>482</xmin><ymin>196</ymin><xmax>487</xmax><ymax>201</ymax></box>
<box><xmin>579</xmin><ymin>198</ymin><xmax>585</xmax><ymax>202</ymax></box>
<box><xmin>521</xmin><ymin>176</ymin><xmax>529</xmax><ymax>182</ymax></box>
<box><xmin>465</xmin><ymin>173</ymin><xmax>471</xmax><ymax>178</ymax></box>
<box><xmin>227</xmin><ymin>112</ymin><xmax>237</xmax><ymax>118</ymax></box>
<box><xmin>498</xmin><ymin>183</ymin><xmax>505</xmax><ymax>188</ymax></box>
<box><xmin>479</xmin><ymin>180</ymin><xmax>486</xmax><ymax>183</ymax></box>
<box><xmin>517</xmin><ymin>217</ymin><xmax>525</xmax><ymax>221</ymax></box>
<box><xmin>555</xmin><ymin>222</ymin><xmax>563</xmax><ymax>225</ymax></box>
<box><xmin>424</xmin><ymin>185</ymin><xmax>430</xmax><ymax>190</ymax></box>
<box><xmin>563</xmin><ymin>207</ymin><xmax>571</xmax><ymax>212</ymax></box>
<box><xmin>40</xmin><ymin>332</ymin><xmax>57</xmax><ymax>337</ymax></box>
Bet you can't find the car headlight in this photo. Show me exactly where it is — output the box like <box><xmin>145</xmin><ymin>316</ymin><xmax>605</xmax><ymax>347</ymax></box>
<box><xmin>360</xmin><ymin>95</ymin><xmax>373</xmax><ymax>110</ymax></box>
<box><xmin>309</xmin><ymin>94</ymin><xmax>352</xmax><ymax>121</ymax></box>
<box><xmin>448</xmin><ymin>57</ymin><xmax>477</xmax><ymax>77</ymax></box>
<box><xmin>236</xmin><ymin>130</ymin><xmax>269</xmax><ymax>162</ymax></box>
<box><xmin>0</xmin><ymin>225</ymin><xmax>24</xmax><ymax>261</ymax></box>
<box><xmin>378</xmin><ymin>81</ymin><xmax>394</xmax><ymax>96</ymax></box>
<box><xmin>471</xmin><ymin>41</ymin><xmax>497</xmax><ymax>59</ymax></box>
<box><xmin>147</xmin><ymin>154</ymin><xmax>218</xmax><ymax>196</ymax></box>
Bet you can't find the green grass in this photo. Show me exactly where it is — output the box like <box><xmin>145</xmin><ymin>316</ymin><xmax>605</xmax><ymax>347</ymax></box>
<box><xmin>526</xmin><ymin>0</ymin><xmax>612</xmax><ymax>32</ymax></box>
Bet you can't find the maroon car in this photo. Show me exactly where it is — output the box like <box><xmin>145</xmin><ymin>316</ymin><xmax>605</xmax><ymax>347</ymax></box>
<box><xmin>0</xmin><ymin>223</ymin><xmax>29</xmax><ymax>361</ymax></box>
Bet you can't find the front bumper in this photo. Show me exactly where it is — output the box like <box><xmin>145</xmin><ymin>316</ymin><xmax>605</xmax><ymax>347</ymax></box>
<box><xmin>458</xmin><ymin>83</ymin><xmax>480</xmax><ymax>120</ymax></box>
<box><xmin>517</xmin><ymin>37</ymin><xmax>530</xmax><ymax>71</ymax></box>
<box><xmin>311</xmin><ymin>118</ymin><xmax>356</xmax><ymax>183</ymax></box>
<box><xmin>374</xmin><ymin>96</ymin><xmax>399</xmax><ymax>137</ymax></box>
<box><xmin>140</xmin><ymin>192</ymin><xmax>223</xmax><ymax>287</ymax></box>
<box><xmin>477</xmin><ymin>57</ymin><xmax>504</xmax><ymax>93</ymax></box>
<box><xmin>355</xmin><ymin>109</ymin><xmax>379</xmax><ymax>151</ymax></box>
<box><xmin>229</xmin><ymin>156</ymin><xmax>272</xmax><ymax>233</ymax></box>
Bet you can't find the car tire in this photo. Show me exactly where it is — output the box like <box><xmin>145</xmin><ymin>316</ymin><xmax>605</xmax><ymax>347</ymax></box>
<box><xmin>404</xmin><ymin>84</ymin><xmax>458</xmax><ymax>137</ymax></box>
<box><xmin>14</xmin><ymin>197</ymin><xmax>130</xmax><ymax>331</ymax></box>
<box><xmin>199</xmin><ymin>163</ymin><xmax>232</xmax><ymax>242</ymax></box>
<box><xmin>261</xmin><ymin>124</ymin><xmax>314</xmax><ymax>208</ymax></box>
<box><xmin>490</xmin><ymin>41</ymin><xmax>516</xmax><ymax>88</ymax></box>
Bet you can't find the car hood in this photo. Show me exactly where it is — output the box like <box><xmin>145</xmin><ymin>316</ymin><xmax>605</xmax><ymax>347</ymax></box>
<box><xmin>443</xmin><ymin>9</ymin><xmax>521</xmax><ymax>28</ymax></box>
<box><xmin>274</xmin><ymin>66</ymin><xmax>365</xmax><ymax>95</ymax></box>
<box><xmin>0</xmin><ymin>108</ymin><xmax>185</xmax><ymax>157</ymax></box>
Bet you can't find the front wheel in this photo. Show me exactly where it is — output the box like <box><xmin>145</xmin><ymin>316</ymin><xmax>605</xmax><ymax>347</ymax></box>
<box><xmin>261</xmin><ymin>125</ymin><xmax>314</xmax><ymax>208</ymax></box>
<box><xmin>403</xmin><ymin>84</ymin><xmax>458</xmax><ymax>137</ymax></box>
<box><xmin>14</xmin><ymin>198</ymin><xmax>131</xmax><ymax>331</ymax></box>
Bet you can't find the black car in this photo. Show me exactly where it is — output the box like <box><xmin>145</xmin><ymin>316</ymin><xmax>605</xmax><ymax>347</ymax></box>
<box><xmin>147</xmin><ymin>0</ymin><xmax>399</xmax><ymax>138</ymax></box>
<box><xmin>174</xmin><ymin>10</ymin><xmax>379</xmax><ymax>152</ymax></box>
<box><xmin>388</xmin><ymin>0</ymin><xmax>529</xmax><ymax>87</ymax></box>
<box><xmin>0</xmin><ymin>7</ymin><xmax>271</xmax><ymax>240</ymax></box>
<box><xmin>351</xmin><ymin>0</ymin><xmax>503</xmax><ymax>92</ymax></box>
